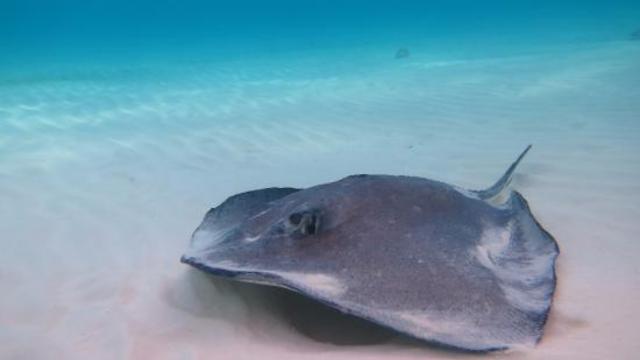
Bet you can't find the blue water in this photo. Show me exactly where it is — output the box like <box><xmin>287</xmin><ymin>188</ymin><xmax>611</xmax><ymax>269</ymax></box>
<box><xmin>2</xmin><ymin>2</ymin><xmax>640</xmax><ymax>358</ymax></box>
<box><xmin>2</xmin><ymin>0</ymin><xmax>639</xmax><ymax>72</ymax></box>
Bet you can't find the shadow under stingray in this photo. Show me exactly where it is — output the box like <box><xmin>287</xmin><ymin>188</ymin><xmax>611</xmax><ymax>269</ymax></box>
<box><xmin>210</xmin><ymin>273</ymin><xmax>399</xmax><ymax>346</ymax></box>
<box><xmin>171</xmin><ymin>268</ymin><xmax>402</xmax><ymax>345</ymax></box>
<box><xmin>271</xmin><ymin>285</ymin><xmax>398</xmax><ymax>346</ymax></box>
<box><xmin>173</xmin><ymin>269</ymin><xmax>483</xmax><ymax>354</ymax></box>
<box><xmin>267</xmin><ymin>286</ymin><xmax>491</xmax><ymax>353</ymax></box>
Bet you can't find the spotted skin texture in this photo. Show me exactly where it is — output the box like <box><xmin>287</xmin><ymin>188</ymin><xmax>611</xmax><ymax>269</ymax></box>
<box><xmin>182</xmin><ymin>174</ymin><xmax>559</xmax><ymax>351</ymax></box>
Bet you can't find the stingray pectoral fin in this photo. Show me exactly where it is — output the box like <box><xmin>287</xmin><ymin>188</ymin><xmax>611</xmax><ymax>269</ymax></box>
<box><xmin>473</xmin><ymin>191</ymin><xmax>559</xmax><ymax>347</ymax></box>
<box><xmin>183</xmin><ymin>187</ymin><xmax>300</xmax><ymax>256</ymax></box>
<box><xmin>474</xmin><ymin>145</ymin><xmax>532</xmax><ymax>202</ymax></box>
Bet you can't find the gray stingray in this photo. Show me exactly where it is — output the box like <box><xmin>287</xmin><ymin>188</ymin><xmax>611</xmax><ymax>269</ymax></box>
<box><xmin>181</xmin><ymin>145</ymin><xmax>559</xmax><ymax>351</ymax></box>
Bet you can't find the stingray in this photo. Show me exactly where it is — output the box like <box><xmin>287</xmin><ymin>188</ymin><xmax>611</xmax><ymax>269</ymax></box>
<box><xmin>181</xmin><ymin>145</ymin><xmax>559</xmax><ymax>351</ymax></box>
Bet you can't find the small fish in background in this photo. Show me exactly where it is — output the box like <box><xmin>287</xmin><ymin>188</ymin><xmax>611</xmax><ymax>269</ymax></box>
<box><xmin>631</xmin><ymin>29</ymin><xmax>640</xmax><ymax>40</ymax></box>
<box><xmin>395</xmin><ymin>47</ymin><xmax>410</xmax><ymax>59</ymax></box>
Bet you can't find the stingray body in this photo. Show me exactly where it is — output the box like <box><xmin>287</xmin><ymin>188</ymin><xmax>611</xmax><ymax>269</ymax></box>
<box><xmin>181</xmin><ymin>146</ymin><xmax>559</xmax><ymax>351</ymax></box>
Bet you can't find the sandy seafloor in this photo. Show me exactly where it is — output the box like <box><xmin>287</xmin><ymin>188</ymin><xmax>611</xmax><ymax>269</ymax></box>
<box><xmin>1</xmin><ymin>39</ymin><xmax>640</xmax><ymax>359</ymax></box>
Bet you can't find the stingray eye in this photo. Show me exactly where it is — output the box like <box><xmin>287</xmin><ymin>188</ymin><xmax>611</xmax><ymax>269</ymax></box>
<box><xmin>302</xmin><ymin>214</ymin><xmax>318</xmax><ymax>235</ymax></box>
<box><xmin>288</xmin><ymin>209</ymin><xmax>322</xmax><ymax>236</ymax></box>
<box><xmin>289</xmin><ymin>213</ymin><xmax>303</xmax><ymax>226</ymax></box>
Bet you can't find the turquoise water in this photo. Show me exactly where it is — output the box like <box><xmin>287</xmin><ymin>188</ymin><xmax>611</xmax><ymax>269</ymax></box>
<box><xmin>2</xmin><ymin>1</ymin><xmax>640</xmax><ymax>359</ymax></box>
<box><xmin>2</xmin><ymin>1</ymin><xmax>640</xmax><ymax>70</ymax></box>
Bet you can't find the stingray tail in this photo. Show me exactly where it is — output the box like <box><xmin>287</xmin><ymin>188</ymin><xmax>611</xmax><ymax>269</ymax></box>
<box><xmin>474</xmin><ymin>145</ymin><xmax>532</xmax><ymax>201</ymax></box>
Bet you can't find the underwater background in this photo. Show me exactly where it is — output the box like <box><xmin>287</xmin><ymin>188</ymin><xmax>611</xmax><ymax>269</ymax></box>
<box><xmin>1</xmin><ymin>1</ymin><xmax>640</xmax><ymax>359</ymax></box>
<box><xmin>3</xmin><ymin>1</ymin><xmax>640</xmax><ymax>69</ymax></box>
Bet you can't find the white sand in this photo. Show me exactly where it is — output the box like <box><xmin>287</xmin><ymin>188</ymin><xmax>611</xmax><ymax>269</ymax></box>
<box><xmin>1</xmin><ymin>40</ymin><xmax>639</xmax><ymax>359</ymax></box>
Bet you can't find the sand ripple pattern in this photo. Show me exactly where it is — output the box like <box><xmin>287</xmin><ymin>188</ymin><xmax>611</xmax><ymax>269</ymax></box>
<box><xmin>1</xmin><ymin>41</ymin><xmax>640</xmax><ymax>359</ymax></box>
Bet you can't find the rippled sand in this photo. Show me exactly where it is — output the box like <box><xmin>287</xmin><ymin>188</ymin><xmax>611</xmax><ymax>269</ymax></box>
<box><xmin>1</xmin><ymin>41</ymin><xmax>639</xmax><ymax>359</ymax></box>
